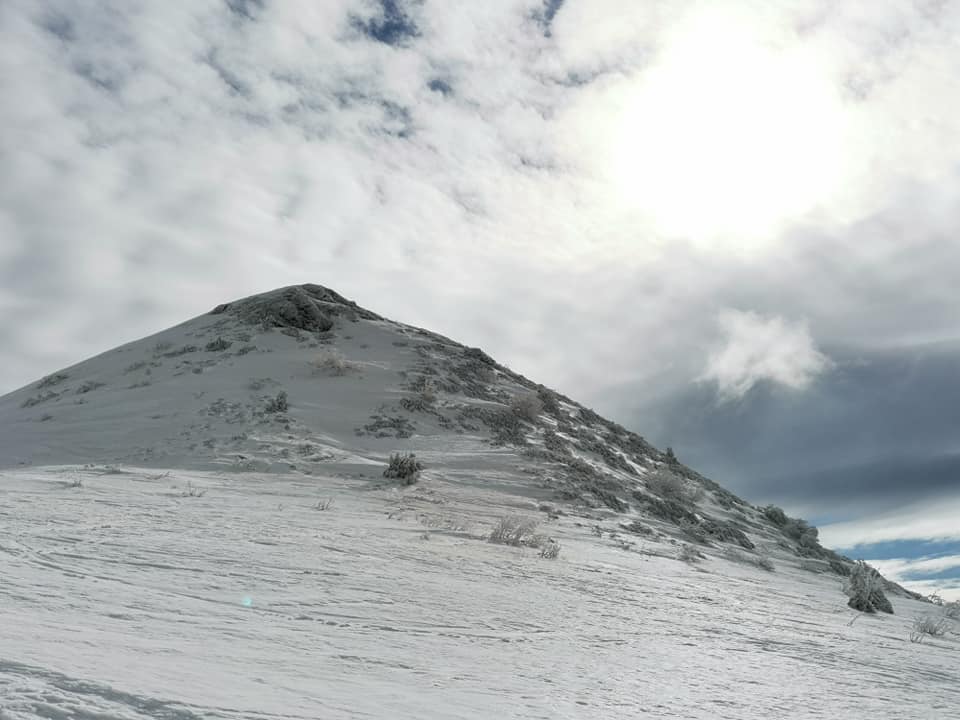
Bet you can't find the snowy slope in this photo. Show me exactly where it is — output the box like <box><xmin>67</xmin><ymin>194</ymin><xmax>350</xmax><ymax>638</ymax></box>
<box><xmin>1</xmin><ymin>467</ymin><xmax>957</xmax><ymax>719</ymax></box>
<box><xmin>1</xmin><ymin>284</ymin><xmax>957</xmax><ymax>718</ymax></box>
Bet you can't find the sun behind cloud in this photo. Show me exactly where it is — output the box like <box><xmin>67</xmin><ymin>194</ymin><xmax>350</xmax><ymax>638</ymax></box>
<box><xmin>593</xmin><ymin>6</ymin><xmax>851</xmax><ymax>251</ymax></box>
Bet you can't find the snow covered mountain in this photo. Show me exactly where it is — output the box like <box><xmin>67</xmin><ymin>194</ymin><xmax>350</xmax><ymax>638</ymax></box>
<box><xmin>1</xmin><ymin>284</ymin><xmax>956</xmax><ymax>719</ymax></box>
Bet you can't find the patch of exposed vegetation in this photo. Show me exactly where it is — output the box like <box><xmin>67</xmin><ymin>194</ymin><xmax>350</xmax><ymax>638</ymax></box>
<box><xmin>622</xmin><ymin>520</ymin><xmax>655</xmax><ymax>536</ymax></box>
<box><xmin>634</xmin><ymin>492</ymin><xmax>700</xmax><ymax>526</ymax></box>
<box><xmin>37</xmin><ymin>373</ymin><xmax>69</xmax><ymax>389</ymax></box>
<box><xmin>75</xmin><ymin>381</ymin><xmax>105</xmax><ymax>395</ymax></box>
<box><xmin>205</xmin><ymin>337</ymin><xmax>233</xmax><ymax>352</ymax></box>
<box><xmin>213</xmin><ymin>285</ymin><xmax>379</xmax><ymax>334</ymax></box>
<box><xmin>362</xmin><ymin>414</ymin><xmax>416</xmax><ymax>439</ymax></box>
<box><xmin>400</xmin><ymin>376</ymin><xmax>437</xmax><ymax>413</ymax></box>
<box><xmin>218</xmin><ymin>286</ymin><xmax>336</xmax><ymax>332</ymax></box>
<box><xmin>458</xmin><ymin>406</ymin><xmax>527</xmax><ymax>446</ymax></box>
<box><xmin>543</xmin><ymin>430</ymin><xmax>570</xmax><ymax>456</ymax></box>
<box><xmin>21</xmin><ymin>391</ymin><xmax>59</xmax><ymax>408</ymax></box>
<box><xmin>162</xmin><ymin>345</ymin><xmax>199</xmax><ymax>358</ymax></box>
<box><xmin>578</xmin><ymin>436</ymin><xmax>635</xmax><ymax>475</ymax></box>
<box><xmin>264</xmin><ymin>391</ymin><xmax>288</xmax><ymax>414</ymax></box>
<box><xmin>206</xmin><ymin>398</ymin><xmax>248</xmax><ymax>424</ymax></box>
<box><xmin>449</xmin><ymin>357</ymin><xmax>498</xmax><ymax>399</ymax></box>
<box><xmin>698</xmin><ymin>517</ymin><xmax>755</xmax><ymax>549</ymax></box>
<box><xmin>553</xmin><ymin>457</ymin><xmax>628</xmax><ymax>512</ymax></box>
<box><xmin>535</xmin><ymin>386</ymin><xmax>563</xmax><ymax>418</ymax></box>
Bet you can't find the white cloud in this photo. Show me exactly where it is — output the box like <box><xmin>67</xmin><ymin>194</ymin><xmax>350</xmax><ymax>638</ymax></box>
<box><xmin>700</xmin><ymin>310</ymin><xmax>831</xmax><ymax>399</ymax></box>
<box><xmin>869</xmin><ymin>554</ymin><xmax>960</xmax><ymax>579</ymax></box>
<box><xmin>820</xmin><ymin>494</ymin><xmax>960</xmax><ymax>549</ymax></box>
<box><xmin>1</xmin><ymin>0</ymin><xmax>960</xmax><ymax>413</ymax></box>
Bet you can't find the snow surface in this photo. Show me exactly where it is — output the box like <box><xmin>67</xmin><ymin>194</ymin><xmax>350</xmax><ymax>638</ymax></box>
<box><xmin>1</xmin><ymin>290</ymin><xmax>957</xmax><ymax>717</ymax></box>
<box><xmin>1</xmin><ymin>467</ymin><xmax>957</xmax><ymax>719</ymax></box>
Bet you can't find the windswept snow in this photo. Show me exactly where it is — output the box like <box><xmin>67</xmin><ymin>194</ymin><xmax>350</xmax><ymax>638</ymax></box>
<box><xmin>0</xmin><ymin>467</ymin><xmax>957</xmax><ymax>719</ymax></box>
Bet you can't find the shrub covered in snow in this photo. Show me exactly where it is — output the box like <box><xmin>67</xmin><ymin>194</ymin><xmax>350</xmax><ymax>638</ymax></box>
<box><xmin>205</xmin><ymin>337</ymin><xmax>233</xmax><ymax>352</ymax></box>
<box><xmin>909</xmin><ymin>613</ymin><xmax>950</xmax><ymax>643</ymax></box>
<box><xmin>383</xmin><ymin>453</ymin><xmax>422</xmax><ymax>484</ymax></box>
<box><xmin>510</xmin><ymin>393</ymin><xmax>544</xmax><ymax>423</ymax></box>
<box><xmin>762</xmin><ymin>504</ymin><xmax>789</xmax><ymax>526</ymax></box>
<box><xmin>845</xmin><ymin>561</ymin><xmax>893</xmax><ymax>614</ymax></box>
<box><xmin>265</xmin><ymin>391</ymin><xmax>288</xmax><ymax>414</ymax></box>
<box><xmin>488</xmin><ymin>516</ymin><xmax>539</xmax><ymax>547</ymax></box>
<box><xmin>755</xmin><ymin>554</ymin><xmax>775</xmax><ymax>572</ymax></box>
<box><xmin>312</xmin><ymin>350</ymin><xmax>358</xmax><ymax>376</ymax></box>
<box><xmin>539</xmin><ymin>540</ymin><xmax>562</xmax><ymax>559</ymax></box>
<box><xmin>646</xmin><ymin>469</ymin><xmax>702</xmax><ymax>504</ymax></box>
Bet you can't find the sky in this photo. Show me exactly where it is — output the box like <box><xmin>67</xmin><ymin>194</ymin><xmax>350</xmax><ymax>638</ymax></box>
<box><xmin>2</xmin><ymin>0</ymin><xmax>959</xmax><ymax>598</ymax></box>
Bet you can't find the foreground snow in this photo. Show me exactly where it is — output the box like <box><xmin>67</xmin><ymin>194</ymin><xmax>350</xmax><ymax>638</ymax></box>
<box><xmin>1</xmin><ymin>467</ymin><xmax>956</xmax><ymax>719</ymax></box>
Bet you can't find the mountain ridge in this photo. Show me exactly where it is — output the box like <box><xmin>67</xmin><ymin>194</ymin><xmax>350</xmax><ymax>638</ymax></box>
<box><xmin>0</xmin><ymin>283</ymin><xmax>922</xmax><ymax>599</ymax></box>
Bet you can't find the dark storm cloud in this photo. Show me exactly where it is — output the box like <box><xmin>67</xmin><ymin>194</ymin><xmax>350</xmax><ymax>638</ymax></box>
<box><xmin>617</xmin><ymin>342</ymin><xmax>960</xmax><ymax>518</ymax></box>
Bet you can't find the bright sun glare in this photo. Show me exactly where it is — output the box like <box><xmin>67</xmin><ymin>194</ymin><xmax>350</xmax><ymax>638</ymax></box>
<box><xmin>606</xmin><ymin>9</ymin><xmax>849</xmax><ymax>251</ymax></box>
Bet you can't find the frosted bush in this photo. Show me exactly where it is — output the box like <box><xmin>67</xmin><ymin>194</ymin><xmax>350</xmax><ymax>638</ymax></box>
<box><xmin>845</xmin><ymin>561</ymin><xmax>893</xmax><ymax>614</ymax></box>
<box><xmin>646</xmin><ymin>469</ymin><xmax>702</xmax><ymax>504</ymax></box>
<box><xmin>539</xmin><ymin>540</ymin><xmax>561</xmax><ymax>560</ymax></box>
<box><xmin>312</xmin><ymin>351</ymin><xmax>358</xmax><ymax>376</ymax></box>
<box><xmin>488</xmin><ymin>516</ymin><xmax>539</xmax><ymax>547</ymax></box>
<box><xmin>910</xmin><ymin>613</ymin><xmax>949</xmax><ymax>643</ymax></box>
<box><xmin>510</xmin><ymin>393</ymin><xmax>544</xmax><ymax>423</ymax></box>
<box><xmin>265</xmin><ymin>391</ymin><xmax>288</xmax><ymax>413</ymax></box>
<box><xmin>383</xmin><ymin>453</ymin><xmax>422</xmax><ymax>484</ymax></box>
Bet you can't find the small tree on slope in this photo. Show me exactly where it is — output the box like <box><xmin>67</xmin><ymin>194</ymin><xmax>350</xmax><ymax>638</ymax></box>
<box><xmin>846</xmin><ymin>561</ymin><xmax>894</xmax><ymax>614</ymax></box>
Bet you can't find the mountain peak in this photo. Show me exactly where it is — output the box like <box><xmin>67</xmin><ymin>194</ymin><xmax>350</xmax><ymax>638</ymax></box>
<box><xmin>209</xmin><ymin>284</ymin><xmax>383</xmax><ymax>330</ymax></box>
<box><xmin>0</xmin><ymin>284</ymin><xmax>920</xmax><ymax>600</ymax></box>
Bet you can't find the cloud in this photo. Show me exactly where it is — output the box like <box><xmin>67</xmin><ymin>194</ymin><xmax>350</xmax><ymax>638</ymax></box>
<box><xmin>1</xmin><ymin>0</ymin><xmax>960</xmax><ymax>466</ymax></box>
<box><xmin>699</xmin><ymin>310</ymin><xmax>831</xmax><ymax>400</ymax></box>
<box><xmin>819</xmin><ymin>494</ymin><xmax>960</xmax><ymax>549</ymax></box>
<box><xmin>869</xmin><ymin>554</ymin><xmax>960</xmax><ymax>580</ymax></box>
